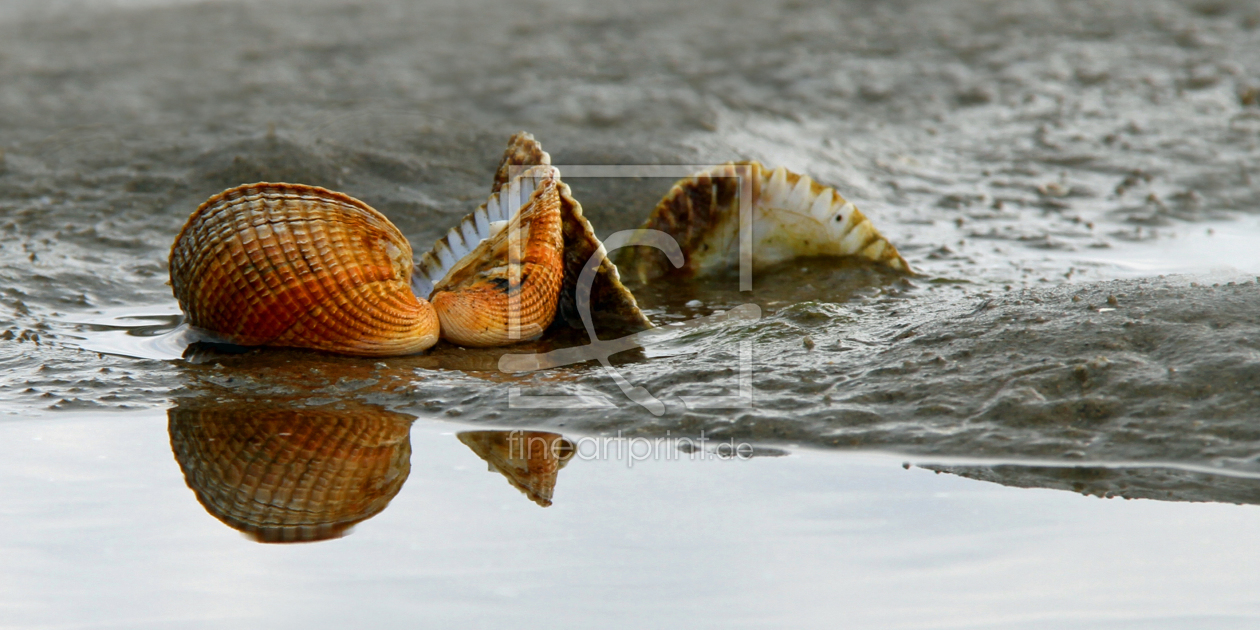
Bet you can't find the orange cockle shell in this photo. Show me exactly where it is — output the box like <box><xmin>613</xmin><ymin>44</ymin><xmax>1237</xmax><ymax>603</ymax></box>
<box><xmin>428</xmin><ymin>166</ymin><xmax>566</xmax><ymax>347</ymax></box>
<box><xmin>169</xmin><ymin>183</ymin><xmax>439</xmax><ymax>356</ymax></box>
<box><xmin>413</xmin><ymin>132</ymin><xmax>653</xmax><ymax>343</ymax></box>
<box><xmin>168</xmin><ymin>401</ymin><xmax>415</xmax><ymax>543</ymax></box>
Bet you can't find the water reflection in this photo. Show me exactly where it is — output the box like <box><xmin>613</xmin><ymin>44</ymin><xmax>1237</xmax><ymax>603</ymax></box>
<box><xmin>165</xmin><ymin>394</ymin><xmax>1260</xmax><ymax>546</ymax></box>
<box><xmin>168</xmin><ymin>400</ymin><xmax>415</xmax><ymax>543</ymax></box>
<box><xmin>167</xmin><ymin>397</ymin><xmax>582</xmax><ymax>542</ymax></box>
<box><xmin>923</xmin><ymin>462</ymin><xmax>1260</xmax><ymax>505</ymax></box>
<box><xmin>457</xmin><ymin>431</ymin><xmax>575</xmax><ymax>507</ymax></box>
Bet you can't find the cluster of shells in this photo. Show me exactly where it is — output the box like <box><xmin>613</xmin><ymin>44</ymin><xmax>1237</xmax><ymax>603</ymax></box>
<box><xmin>165</xmin><ymin>134</ymin><xmax>910</xmax><ymax>541</ymax></box>
<box><xmin>169</xmin><ymin>132</ymin><xmax>909</xmax><ymax>357</ymax></box>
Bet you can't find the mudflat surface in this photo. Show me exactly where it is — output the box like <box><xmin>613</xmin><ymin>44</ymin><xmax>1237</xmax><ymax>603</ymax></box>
<box><xmin>2</xmin><ymin>0</ymin><xmax>1260</xmax><ymax>503</ymax></box>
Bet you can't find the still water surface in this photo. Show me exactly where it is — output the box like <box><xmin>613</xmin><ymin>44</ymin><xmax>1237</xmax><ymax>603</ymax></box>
<box><xmin>3</xmin><ymin>411</ymin><xmax>1260</xmax><ymax>629</ymax></box>
<box><xmin>3</xmin><ymin>0</ymin><xmax>1260</xmax><ymax>626</ymax></box>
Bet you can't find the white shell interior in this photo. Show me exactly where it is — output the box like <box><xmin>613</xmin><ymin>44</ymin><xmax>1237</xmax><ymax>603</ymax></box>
<box><xmin>412</xmin><ymin>163</ymin><xmax>556</xmax><ymax>299</ymax></box>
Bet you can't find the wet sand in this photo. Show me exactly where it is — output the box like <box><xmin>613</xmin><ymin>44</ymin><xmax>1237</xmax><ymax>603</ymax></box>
<box><xmin>2</xmin><ymin>0</ymin><xmax>1260</xmax><ymax>506</ymax></box>
<box><xmin>7</xmin><ymin>3</ymin><xmax>1260</xmax><ymax>626</ymax></box>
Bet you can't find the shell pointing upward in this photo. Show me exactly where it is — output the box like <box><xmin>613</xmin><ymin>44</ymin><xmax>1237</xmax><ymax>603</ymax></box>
<box><xmin>615</xmin><ymin>162</ymin><xmax>911</xmax><ymax>283</ymax></box>
<box><xmin>413</xmin><ymin>132</ymin><xmax>652</xmax><ymax>342</ymax></box>
<box><xmin>427</xmin><ymin>165</ymin><xmax>565</xmax><ymax>347</ymax></box>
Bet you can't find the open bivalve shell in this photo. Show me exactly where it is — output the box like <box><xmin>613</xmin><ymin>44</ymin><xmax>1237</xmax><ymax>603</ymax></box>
<box><xmin>615</xmin><ymin>162</ymin><xmax>911</xmax><ymax>283</ymax></box>
<box><xmin>169</xmin><ymin>402</ymin><xmax>414</xmax><ymax>543</ymax></box>
<box><xmin>413</xmin><ymin>132</ymin><xmax>653</xmax><ymax>341</ymax></box>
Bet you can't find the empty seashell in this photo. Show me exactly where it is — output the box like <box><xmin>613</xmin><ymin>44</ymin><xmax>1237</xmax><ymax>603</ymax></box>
<box><xmin>168</xmin><ymin>401</ymin><xmax>415</xmax><ymax>543</ymax></box>
<box><xmin>413</xmin><ymin>132</ymin><xmax>652</xmax><ymax>342</ymax></box>
<box><xmin>169</xmin><ymin>183</ymin><xmax>440</xmax><ymax>356</ymax></box>
<box><xmin>457</xmin><ymin>430</ymin><xmax>575</xmax><ymax>507</ymax></box>
<box><xmin>426</xmin><ymin>165</ymin><xmax>566</xmax><ymax>347</ymax></box>
<box><xmin>551</xmin><ymin>176</ymin><xmax>655</xmax><ymax>338</ymax></box>
<box><xmin>615</xmin><ymin>162</ymin><xmax>911</xmax><ymax>283</ymax></box>
<box><xmin>168</xmin><ymin>134</ymin><xmax>910</xmax><ymax>358</ymax></box>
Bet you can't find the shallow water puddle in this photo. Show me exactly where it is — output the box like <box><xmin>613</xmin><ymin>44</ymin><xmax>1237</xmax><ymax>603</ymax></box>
<box><xmin>1034</xmin><ymin>216</ymin><xmax>1260</xmax><ymax>278</ymax></box>
<box><xmin>2</xmin><ymin>412</ymin><xmax>1259</xmax><ymax>629</ymax></box>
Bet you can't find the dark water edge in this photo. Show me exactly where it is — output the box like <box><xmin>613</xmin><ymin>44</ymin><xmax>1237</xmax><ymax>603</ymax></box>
<box><xmin>1</xmin><ymin>0</ymin><xmax>1260</xmax><ymax>507</ymax></box>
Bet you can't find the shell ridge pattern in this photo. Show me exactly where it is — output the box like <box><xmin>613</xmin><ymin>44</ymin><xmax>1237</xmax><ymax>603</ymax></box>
<box><xmin>284</xmin><ymin>210</ymin><xmax>335</xmax><ymax>338</ymax></box>
<box><xmin>415</xmin><ymin>165</ymin><xmax>553</xmax><ymax>299</ymax></box>
<box><xmin>171</xmin><ymin>134</ymin><xmax>909</xmax><ymax>357</ymax></box>
<box><xmin>171</xmin><ymin>182</ymin><xmax>438</xmax><ymax>356</ymax></box>
<box><xmin>614</xmin><ymin>161</ymin><xmax>910</xmax><ymax>281</ymax></box>
<box><xmin>169</xmin><ymin>405</ymin><xmax>413</xmax><ymax>542</ymax></box>
<box><xmin>431</xmin><ymin>177</ymin><xmax>565</xmax><ymax>347</ymax></box>
<box><xmin>247</xmin><ymin>197</ymin><xmax>315</xmax><ymax>344</ymax></box>
<box><xmin>272</xmin><ymin>198</ymin><xmax>373</xmax><ymax>349</ymax></box>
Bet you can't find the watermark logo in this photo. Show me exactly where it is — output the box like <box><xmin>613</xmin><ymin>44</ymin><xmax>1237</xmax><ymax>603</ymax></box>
<box><xmin>507</xmin><ymin>429</ymin><xmax>754</xmax><ymax>467</ymax></box>
<box><xmin>498</xmin><ymin>165</ymin><xmax>761</xmax><ymax>416</ymax></box>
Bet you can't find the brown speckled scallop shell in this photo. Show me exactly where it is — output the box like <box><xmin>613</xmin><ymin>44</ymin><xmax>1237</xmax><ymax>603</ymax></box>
<box><xmin>168</xmin><ymin>402</ymin><xmax>414</xmax><ymax>543</ymax></box>
<box><xmin>169</xmin><ymin>183</ymin><xmax>439</xmax><ymax>356</ymax></box>
<box><xmin>615</xmin><ymin>162</ymin><xmax>911</xmax><ymax>283</ymax></box>
<box><xmin>551</xmin><ymin>177</ymin><xmax>654</xmax><ymax>338</ymax></box>
<box><xmin>457</xmin><ymin>430</ymin><xmax>575</xmax><ymax>507</ymax></box>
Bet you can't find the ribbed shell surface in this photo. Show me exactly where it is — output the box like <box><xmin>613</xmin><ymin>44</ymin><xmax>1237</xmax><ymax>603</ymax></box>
<box><xmin>431</xmin><ymin>176</ymin><xmax>566</xmax><ymax>347</ymax></box>
<box><xmin>615</xmin><ymin>162</ymin><xmax>911</xmax><ymax>283</ymax></box>
<box><xmin>413</xmin><ymin>132</ymin><xmax>653</xmax><ymax>342</ymax></box>
<box><xmin>169</xmin><ymin>403</ymin><xmax>414</xmax><ymax>543</ymax></box>
<box><xmin>169</xmin><ymin>183</ymin><xmax>439</xmax><ymax>356</ymax></box>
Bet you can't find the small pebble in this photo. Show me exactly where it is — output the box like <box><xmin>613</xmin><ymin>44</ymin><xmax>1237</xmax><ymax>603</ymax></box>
<box><xmin>803</xmin><ymin>336</ymin><xmax>815</xmax><ymax>350</ymax></box>
<box><xmin>1107</xmin><ymin>295</ymin><xmax>1119</xmax><ymax>306</ymax></box>
<box><xmin>685</xmin><ymin>299</ymin><xmax>703</xmax><ymax>308</ymax></box>
<box><xmin>1037</xmin><ymin>182</ymin><xmax>1069</xmax><ymax>197</ymax></box>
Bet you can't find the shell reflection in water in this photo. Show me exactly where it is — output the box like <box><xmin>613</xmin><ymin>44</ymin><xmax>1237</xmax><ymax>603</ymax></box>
<box><xmin>458</xmin><ymin>431</ymin><xmax>575</xmax><ymax>507</ymax></box>
<box><xmin>169</xmin><ymin>402</ymin><xmax>414</xmax><ymax>543</ymax></box>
